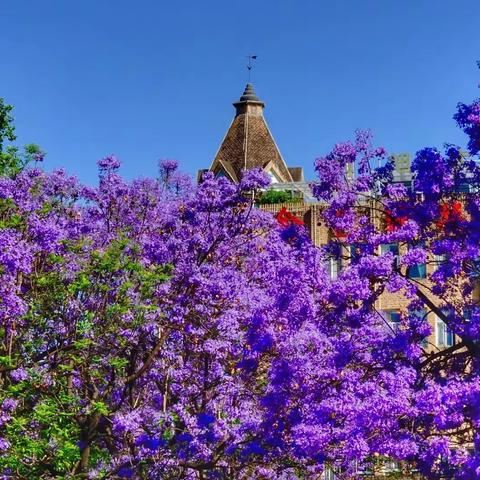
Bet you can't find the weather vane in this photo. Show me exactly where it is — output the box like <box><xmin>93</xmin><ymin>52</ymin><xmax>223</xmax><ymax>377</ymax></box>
<box><xmin>246</xmin><ymin>55</ymin><xmax>257</xmax><ymax>82</ymax></box>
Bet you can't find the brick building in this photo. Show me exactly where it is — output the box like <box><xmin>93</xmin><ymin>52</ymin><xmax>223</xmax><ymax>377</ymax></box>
<box><xmin>200</xmin><ymin>83</ymin><xmax>463</xmax><ymax>357</ymax></box>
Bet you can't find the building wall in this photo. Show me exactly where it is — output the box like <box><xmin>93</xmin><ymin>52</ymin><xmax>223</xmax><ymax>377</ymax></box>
<box><xmin>259</xmin><ymin>200</ymin><xmax>477</xmax><ymax>352</ymax></box>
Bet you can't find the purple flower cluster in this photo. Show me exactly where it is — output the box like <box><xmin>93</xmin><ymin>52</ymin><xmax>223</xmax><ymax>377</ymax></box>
<box><xmin>1</xmin><ymin>158</ymin><xmax>414</xmax><ymax>477</ymax></box>
<box><xmin>97</xmin><ymin>154</ymin><xmax>121</xmax><ymax>172</ymax></box>
<box><xmin>454</xmin><ymin>99</ymin><xmax>480</xmax><ymax>155</ymax></box>
<box><xmin>311</xmin><ymin>91</ymin><xmax>480</xmax><ymax>478</ymax></box>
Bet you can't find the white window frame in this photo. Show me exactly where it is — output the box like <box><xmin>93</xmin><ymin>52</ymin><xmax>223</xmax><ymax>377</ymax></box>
<box><xmin>383</xmin><ymin>459</ymin><xmax>401</xmax><ymax>473</ymax></box>
<box><xmin>435</xmin><ymin>318</ymin><xmax>454</xmax><ymax>347</ymax></box>
<box><xmin>321</xmin><ymin>467</ymin><xmax>338</xmax><ymax>480</ymax></box>
<box><xmin>329</xmin><ymin>257</ymin><xmax>341</xmax><ymax>279</ymax></box>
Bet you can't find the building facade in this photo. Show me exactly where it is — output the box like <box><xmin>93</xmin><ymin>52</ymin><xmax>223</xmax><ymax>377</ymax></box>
<box><xmin>201</xmin><ymin>84</ymin><xmax>466</xmax><ymax>359</ymax></box>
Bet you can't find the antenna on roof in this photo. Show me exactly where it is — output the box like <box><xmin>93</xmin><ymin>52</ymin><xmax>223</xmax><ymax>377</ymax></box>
<box><xmin>477</xmin><ymin>60</ymin><xmax>480</xmax><ymax>88</ymax></box>
<box><xmin>246</xmin><ymin>55</ymin><xmax>258</xmax><ymax>83</ymax></box>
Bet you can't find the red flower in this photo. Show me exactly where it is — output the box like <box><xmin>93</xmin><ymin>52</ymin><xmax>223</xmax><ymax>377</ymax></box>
<box><xmin>276</xmin><ymin>207</ymin><xmax>304</xmax><ymax>226</ymax></box>
<box><xmin>436</xmin><ymin>201</ymin><xmax>464</xmax><ymax>228</ymax></box>
<box><xmin>385</xmin><ymin>209</ymin><xmax>408</xmax><ymax>232</ymax></box>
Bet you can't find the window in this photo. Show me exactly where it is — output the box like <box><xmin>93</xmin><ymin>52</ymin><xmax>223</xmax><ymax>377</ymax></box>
<box><xmin>325</xmin><ymin>243</ymin><xmax>343</xmax><ymax>280</ymax></box>
<box><xmin>345</xmin><ymin>162</ymin><xmax>355</xmax><ymax>180</ymax></box>
<box><xmin>434</xmin><ymin>251</ymin><xmax>455</xmax><ymax>273</ymax></box>
<box><xmin>407</xmin><ymin>244</ymin><xmax>427</xmax><ymax>279</ymax></box>
<box><xmin>382</xmin><ymin>310</ymin><xmax>401</xmax><ymax>332</ymax></box>
<box><xmin>383</xmin><ymin>459</ymin><xmax>401</xmax><ymax>473</ymax></box>
<box><xmin>455</xmin><ymin>182</ymin><xmax>471</xmax><ymax>194</ymax></box>
<box><xmin>381</xmin><ymin>243</ymin><xmax>399</xmax><ymax>256</ymax></box>
<box><xmin>328</xmin><ymin>257</ymin><xmax>342</xmax><ymax>279</ymax></box>
<box><xmin>434</xmin><ymin>253</ymin><xmax>447</xmax><ymax>270</ymax></box>
<box><xmin>350</xmin><ymin>244</ymin><xmax>363</xmax><ymax>264</ymax></box>
<box><xmin>466</xmin><ymin>258</ymin><xmax>480</xmax><ymax>279</ymax></box>
<box><xmin>436</xmin><ymin>318</ymin><xmax>454</xmax><ymax>347</ymax></box>
<box><xmin>354</xmin><ymin>460</ymin><xmax>373</xmax><ymax>475</ymax></box>
<box><xmin>408</xmin><ymin>263</ymin><xmax>426</xmax><ymax>278</ymax></box>
<box><xmin>381</xmin><ymin>243</ymin><xmax>400</xmax><ymax>269</ymax></box>
<box><xmin>321</xmin><ymin>468</ymin><xmax>338</xmax><ymax>480</ymax></box>
<box><xmin>411</xmin><ymin>308</ymin><xmax>427</xmax><ymax>321</ymax></box>
<box><xmin>419</xmin><ymin>336</ymin><xmax>430</xmax><ymax>349</ymax></box>
<box><xmin>464</xmin><ymin>307</ymin><xmax>479</xmax><ymax>323</ymax></box>
<box><xmin>410</xmin><ymin>309</ymin><xmax>430</xmax><ymax>347</ymax></box>
<box><xmin>349</xmin><ymin>243</ymin><xmax>374</xmax><ymax>265</ymax></box>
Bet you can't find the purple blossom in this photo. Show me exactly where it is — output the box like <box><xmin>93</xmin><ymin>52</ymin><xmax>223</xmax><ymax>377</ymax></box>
<box><xmin>310</xmin><ymin>86</ymin><xmax>480</xmax><ymax>478</ymax></box>
<box><xmin>197</xmin><ymin>412</ymin><xmax>215</xmax><ymax>428</ymax></box>
<box><xmin>33</xmin><ymin>151</ymin><xmax>45</xmax><ymax>162</ymax></box>
<box><xmin>10</xmin><ymin>368</ymin><xmax>29</xmax><ymax>382</ymax></box>
<box><xmin>455</xmin><ymin>99</ymin><xmax>480</xmax><ymax>155</ymax></box>
<box><xmin>158</xmin><ymin>158</ymin><xmax>179</xmax><ymax>174</ymax></box>
<box><xmin>0</xmin><ymin>438</ymin><xmax>10</xmax><ymax>451</ymax></box>
<box><xmin>1</xmin><ymin>398</ymin><xmax>18</xmax><ymax>412</ymax></box>
<box><xmin>135</xmin><ymin>434</ymin><xmax>164</xmax><ymax>451</ymax></box>
<box><xmin>97</xmin><ymin>155</ymin><xmax>121</xmax><ymax>172</ymax></box>
<box><xmin>386</xmin><ymin>183</ymin><xmax>407</xmax><ymax>199</ymax></box>
<box><xmin>240</xmin><ymin>168</ymin><xmax>270</xmax><ymax>190</ymax></box>
<box><xmin>401</xmin><ymin>247</ymin><xmax>427</xmax><ymax>267</ymax></box>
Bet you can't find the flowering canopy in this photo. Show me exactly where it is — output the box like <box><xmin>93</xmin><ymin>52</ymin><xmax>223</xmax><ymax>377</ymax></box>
<box><xmin>1</xmin><ymin>90</ymin><xmax>479</xmax><ymax>479</ymax></box>
<box><xmin>0</xmin><ymin>156</ymin><xmax>422</xmax><ymax>479</ymax></box>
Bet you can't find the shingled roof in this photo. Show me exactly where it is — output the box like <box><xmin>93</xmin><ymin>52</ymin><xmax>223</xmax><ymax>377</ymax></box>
<box><xmin>209</xmin><ymin>84</ymin><xmax>297</xmax><ymax>183</ymax></box>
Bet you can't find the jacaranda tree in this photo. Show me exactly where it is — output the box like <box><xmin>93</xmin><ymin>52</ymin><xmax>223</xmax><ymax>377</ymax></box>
<box><xmin>2</xmin><ymin>141</ymin><xmax>442</xmax><ymax>480</ymax></box>
<box><xmin>313</xmin><ymin>92</ymin><xmax>480</xmax><ymax>479</ymax></box>
<box><xmin>0</xmin><ymin>89</ymin><xmax>479</xmax><ymax>479</ymax></box>
<box><xmin>0</xmin><ymin>151</ymin><xmax>417</xmax><ymax>479</ymax></box>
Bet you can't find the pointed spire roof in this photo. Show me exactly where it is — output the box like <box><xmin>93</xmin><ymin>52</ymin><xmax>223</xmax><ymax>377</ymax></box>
<box><xmin>209</xmin><ymin>84</ymin><xmax>294</xmax><ymax>183</ymax></box>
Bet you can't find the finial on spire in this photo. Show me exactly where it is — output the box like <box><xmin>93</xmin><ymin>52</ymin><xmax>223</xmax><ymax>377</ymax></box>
<box><xmin>239</xmin><ymin>83</ymin><xmax>260</xmax><ymax>102</ymax></box>
<box><xmin>246</xmin><ymin>55</ymin><xmax>257</xmax><ymax>82</ymax></box>
<box><xmin>233</xmin><ymin>83</ymin><xmax>264</xmax><ymax>116</ymax></box>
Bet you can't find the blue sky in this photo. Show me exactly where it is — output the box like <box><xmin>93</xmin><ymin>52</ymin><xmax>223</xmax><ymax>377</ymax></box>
<box><xmin>0</xmin><ymin>0</ymin><xmax>479</xmax><ymax>185</ymax></box>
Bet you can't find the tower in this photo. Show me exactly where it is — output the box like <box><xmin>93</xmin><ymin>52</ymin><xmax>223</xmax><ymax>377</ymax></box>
<box><xmin>200</xmin><ymin>84</ymin><xmax>303</xmax><ymax>183</ymax></box>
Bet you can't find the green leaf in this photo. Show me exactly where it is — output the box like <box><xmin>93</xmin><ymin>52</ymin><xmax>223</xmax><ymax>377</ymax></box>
<box><xmin>91</xmin><ymin>401</ymin><xmax>109</xmax><ymax>415</ymax></box>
